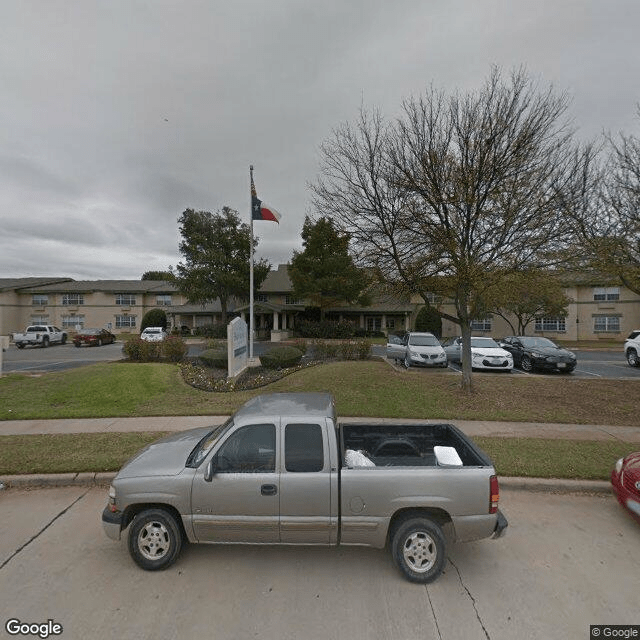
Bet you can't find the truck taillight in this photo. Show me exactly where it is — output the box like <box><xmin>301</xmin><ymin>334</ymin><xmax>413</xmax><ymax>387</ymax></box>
<box><xmin>489</xmin><ymin>475</ymin><xmax>499</xmax><ymax>514</ymax></box>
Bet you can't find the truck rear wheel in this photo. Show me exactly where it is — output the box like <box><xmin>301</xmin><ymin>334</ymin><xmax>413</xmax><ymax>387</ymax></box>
<box><xmin>128</xmin><ymin>508</ymin><xmax>183</xmax><ymax>571</ymax></box>
<box><xmin>16</xmin><ymin>343</ymin><xmax>24</xmax><ymax>349</ymax></box>
<box><xmin>41</xmin><ymin>336</ymin><xmax>49</xmax><ymax>348</ymax></box>
<box><xmin>391</xmin><ymin>517</ymin><xmax>446</xmax><ymax>583</ymax></box>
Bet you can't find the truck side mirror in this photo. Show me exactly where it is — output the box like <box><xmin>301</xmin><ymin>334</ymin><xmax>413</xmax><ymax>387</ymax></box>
<box><xmin>204</xmin><ymin>458</ymin><xmax>216</xmax><ymax>482</ymax></box>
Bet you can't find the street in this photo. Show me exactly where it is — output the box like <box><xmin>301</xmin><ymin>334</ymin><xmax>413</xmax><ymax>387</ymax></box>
<box><xmin>0</xmin><ymin>486</ymin><xmax>638</xmax><ymax>640</ymax></box>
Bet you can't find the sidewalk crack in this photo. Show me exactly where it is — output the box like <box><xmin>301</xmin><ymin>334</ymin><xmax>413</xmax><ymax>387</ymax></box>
<box><xmin>424</xmin><ymin>585</ymin><xmax>443</xmax><ymax>640</ymax></box>
<box><xmin>0</xmin><ymin>489</ymin><xmax>90</xmax><ymax>571</ymax></box>
<box><xmin>449</xmin><ymin>558</ymin><xmax>491</xmax><ymax>640</ymax></box>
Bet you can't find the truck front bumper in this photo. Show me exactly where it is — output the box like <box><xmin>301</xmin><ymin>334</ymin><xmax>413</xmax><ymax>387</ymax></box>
<box><xmin>102</xmin><ymin>506</ymin><xmax>123</xmax><ymax>541</ymax></box>
<box><xmin>492</xmin><ymin>509</ymin><xmax>508</xmax><ymax>538</ymax></box>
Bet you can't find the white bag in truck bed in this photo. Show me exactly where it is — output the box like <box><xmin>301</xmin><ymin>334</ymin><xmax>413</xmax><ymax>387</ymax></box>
<box><xmin>345</xmin><ymin>449</ymin><xmax>376</xmax><ymax>467</ymax></box>
<box><xmin>434</xmin><ymin>446</ymin><xmax>463</xmax><ymax>466</ymax></box>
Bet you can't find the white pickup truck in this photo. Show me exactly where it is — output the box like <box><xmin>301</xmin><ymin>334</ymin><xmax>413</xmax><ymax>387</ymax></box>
<box><xmin>102</xmin><ymin>392</ymin><xmax>508</xmax><ymax>583</ymax></box>
<box><xmin>13</xmin><ymin>325</ymin><xmax>68</xmax><ymax>349</ymax></box>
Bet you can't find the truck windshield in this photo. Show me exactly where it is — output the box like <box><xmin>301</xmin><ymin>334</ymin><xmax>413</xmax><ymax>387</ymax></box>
<box><xmin>186</xmin><ymin>418</ymin><xmax>234</xmax><ymax>468</ymax></box>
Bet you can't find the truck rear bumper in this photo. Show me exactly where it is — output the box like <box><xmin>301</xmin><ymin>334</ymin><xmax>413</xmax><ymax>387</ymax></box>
<box><xmin>492</xmin><ymin>509</ymin><xmax>508</xmax><ymax>539</ymax></box>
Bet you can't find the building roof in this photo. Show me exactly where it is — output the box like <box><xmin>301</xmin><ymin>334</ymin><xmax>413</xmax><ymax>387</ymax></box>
<box><xmin>0</xmin><ymin>277</ymin><xmax>72</xmax><ymax>292</ymax></box>
<box><xmin>18</xmin><ymin>280</ymin><xmax>179</xmax><ymax>294</ymax></box>
<box><xmin>260</xmin><ymin>264</ymin><xmax>293</xmax><ymax>292</ymax></box>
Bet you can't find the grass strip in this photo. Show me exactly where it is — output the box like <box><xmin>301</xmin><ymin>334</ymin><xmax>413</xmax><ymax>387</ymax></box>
<box><xmin>0</xmin><ymin>432</ymin><xmax>633</xmax><ymax>480</ymax></box>
<box><xmin>1</xmin><ymin>360</ymin><xmax>640</xmax><ymax>426</ymax></box>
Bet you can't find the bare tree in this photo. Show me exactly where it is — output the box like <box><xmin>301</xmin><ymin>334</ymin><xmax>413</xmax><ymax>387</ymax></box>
<box><xmin>312</xmin><ymin>67</ymin><xmax>597</xmax><ymax>391</ymax></box>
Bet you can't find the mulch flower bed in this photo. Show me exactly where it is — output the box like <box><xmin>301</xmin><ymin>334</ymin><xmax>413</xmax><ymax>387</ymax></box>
<box><xmin>179</xmin><ymin>358</ymin><xmax>320</xmax><ymax>392</ymax></box>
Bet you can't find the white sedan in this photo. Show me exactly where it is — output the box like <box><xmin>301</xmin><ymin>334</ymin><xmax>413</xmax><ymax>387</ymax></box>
<box><xmin>442</xmin><ymin>336</ymin><xmax>513</xmax><ymax>371</ymax></box>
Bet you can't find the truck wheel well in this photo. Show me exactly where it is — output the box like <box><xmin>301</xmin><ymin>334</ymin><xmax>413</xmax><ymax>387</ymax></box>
<box><xmin>122</xmin><ymin>503</ymin><xmax>187</xmax><ymax>540</ymax></box>
<box><xmin>387</xmin><ymin>508</ymin><xmax>452</xmax><ymax>544</ymax></box>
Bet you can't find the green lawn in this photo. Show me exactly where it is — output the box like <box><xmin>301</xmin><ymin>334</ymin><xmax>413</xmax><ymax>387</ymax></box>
<box><xmin>1</xmin><ymin>360</ymin><xmax>638</xmax><ymax>480</ymax></box>
<box><xmin>1</xmin><ymin>360</ymin><xmax>638</xmax><ymax>426</ymax></box>
<box><xmin>0</xmin><ymin>431</ymin><xmax>630</xmax><ymax>480</ymax></box>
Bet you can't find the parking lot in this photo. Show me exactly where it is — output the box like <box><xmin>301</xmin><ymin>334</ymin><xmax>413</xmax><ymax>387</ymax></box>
<box><xmin>2</xmin><ymin>341</ymin><xmax>639</xmax><ymax>380</ymax></box>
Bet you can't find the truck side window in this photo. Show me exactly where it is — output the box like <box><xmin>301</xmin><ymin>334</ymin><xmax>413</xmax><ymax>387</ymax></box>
<box><xmin>285</xmin><ymin>423</ymin><xmax>324</xmax><ymax>472</ymax></box>
<box><xmin>216</xmin><ymin>424</ymin><xmax>276</xmax><ymax>473</ymax></box>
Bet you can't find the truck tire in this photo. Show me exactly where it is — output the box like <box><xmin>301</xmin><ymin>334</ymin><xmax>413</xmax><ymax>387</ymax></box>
<box><xmin>520</xmin><ymin>354</ymin><xmax>533</xmax><ymax>372</ymax></box>
<box><xmin>627</xmin><ymin>349</ymin><xmax>640</xmax><ymax>367</ymax></box>
<box><xmin>61</xmin><ymin>334</ymin><xmax>67</xmax><ymax>344</ymax></box>
<box><xmin>128</xmin><ymin>508</ymin><xmax>183</xmax><ymax>571</ymax></box>
<box><xmin>391</xmin><ymin>517</ymin><xmax>446</xmax><ymax>583</ymax></box>
<box><xmin>42</xmin><ymin>336</ymin><xmax>49</xmax><ymax>348</ymax></box>
<box><xmin>16</xmin><ymin>343</ymin><xmax>24</xmax><ymax>349</ymax></box>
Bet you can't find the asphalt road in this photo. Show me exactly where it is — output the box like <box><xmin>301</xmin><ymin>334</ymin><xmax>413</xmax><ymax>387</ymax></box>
<box><xmin>3</xmin><ymin>342</ymin><xmax>639</xmax><ymax>379</ymax></box>
<box><xmin>0</xmin><ymin>486</ymin><xmax>638</xmax><ymax>640</ymax></box>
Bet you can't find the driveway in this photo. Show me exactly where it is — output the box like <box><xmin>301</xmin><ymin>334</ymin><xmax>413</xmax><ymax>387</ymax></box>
<box><xmin>0</xmin><ymin>486</ymin><xmax>638</xmax><ymax>640</ymax></box>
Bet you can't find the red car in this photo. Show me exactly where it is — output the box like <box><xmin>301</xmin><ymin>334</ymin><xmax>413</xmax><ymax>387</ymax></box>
<box><xmin>611</xmin><ymin>452</ymin><xmax>640</xmax><ymax>525</ymax></box>
<box><xmin>72</xmin><ymin>328</ymin><xmax>116</xmax><ymax>347</ymax></box>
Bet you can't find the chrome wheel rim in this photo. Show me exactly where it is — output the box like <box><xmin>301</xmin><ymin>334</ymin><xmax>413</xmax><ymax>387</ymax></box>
<box><xmin>402</xmin><ymin>531</ymin><xmax>437</xmax><ymax>573</ymax></box>
<box><xmin>137</xmin><ymin>520</ymin><xmax>171</xmax><ymax>561</ymax></box>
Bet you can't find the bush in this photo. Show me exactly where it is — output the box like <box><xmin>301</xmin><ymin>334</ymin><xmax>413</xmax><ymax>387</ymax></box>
<box><xmin>289</xmin><ymin>339</ymin><xmax>307</xmax><ymax>355</ymax></box>
<box><xmin>193</xmin><ymin>324</ymin><xmax>229</xmax><ymax>339</ymax></box>
<box><xmin>296</xmin><ymin>319</ymin><xmax>357</xmax><ymax>339</ymax></box>
<box><xmin>140</xmin><ymin>309</ymin><xmax>168</xmax><ymax>332</ymax></box>
<box><xmin>338</xmin><ymin>340</ymin><xmax>372</xmax><ymax>360</ymax></box>
<box><xmin>122</xmin><ymin>337</ymin><xmax>144</xmax><ymax>361</ymax></box>
<box><xmin>259</xmin><ymin>346</ymin><xmax>303</xmax><ymax>369</ymax></box>
<box><xmin>163</xmin><ymin>336</ymin><xmax>188</xmax><ymax>362</ymax></box>
<box><xmin>310</xmin><ymin>340</ymin><xmax>339</xmax><ymax>360</ymax></box>
<box><xmin>199</xmin><ymin>349</ymin><xmax>228</xmax><ymax>369</ymax></box>
<box><xmin>140</xmin><ymin>340</ymin><xmax>162</xmax><ymax>362</ymax></box>
<box><xmin>415</xmin><ymin>305</ymin><xmax>442</xmax><ymax>337</ymax></box>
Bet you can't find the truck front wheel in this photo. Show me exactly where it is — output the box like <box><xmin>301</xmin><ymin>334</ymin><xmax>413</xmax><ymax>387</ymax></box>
<box><xmin>391</xmin><ymin>517</ymin><xmax>446</xmax><ymax>583</ymax></box>
<box><xmin>128</xmin><ymin>508</ymin><xmax>183</xmax><ymax>571</ymax></box>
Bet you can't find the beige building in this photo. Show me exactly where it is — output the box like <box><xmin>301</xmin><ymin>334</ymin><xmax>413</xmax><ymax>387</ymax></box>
<box><xmin>1</xmin><ymin>269</ymin><xmax>638</xmax><ymax>341</ymax></box>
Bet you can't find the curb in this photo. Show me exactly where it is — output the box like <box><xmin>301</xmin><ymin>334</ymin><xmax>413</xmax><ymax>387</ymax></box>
<box><xmin>0</xmin><ymin>473</ymin><xmax>612</xmax><ymax>495</ymax></box>
<box><xmin>0</xmin><ymin>472</ymin><xmax>116</xmax><ymax>489</ymax></box>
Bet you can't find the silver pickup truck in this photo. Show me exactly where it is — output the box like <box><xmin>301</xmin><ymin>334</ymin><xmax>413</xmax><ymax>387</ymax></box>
<box><xmin>102</xmin><ymin>392</ymin><xmax>507</xmax><ymax>583</ymax></box>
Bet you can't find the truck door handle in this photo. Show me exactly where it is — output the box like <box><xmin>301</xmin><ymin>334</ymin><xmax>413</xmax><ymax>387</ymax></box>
<box><xmin>261</xmin><ymin>484</ymin><xmax>277</xmax><ymax>496</ymax></box>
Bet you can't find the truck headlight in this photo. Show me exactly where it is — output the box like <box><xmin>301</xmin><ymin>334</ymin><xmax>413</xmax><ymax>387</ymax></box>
<box><xmin>615</xmin><ymin>458</ymin><xmax>624</xmax><ymax>474</ymax></box>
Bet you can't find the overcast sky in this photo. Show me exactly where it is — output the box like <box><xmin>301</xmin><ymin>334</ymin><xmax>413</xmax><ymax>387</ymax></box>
<box><xmin>1</xmin><ymin>1</ymin><xmax>639</xmax><ymax>280</ymax></box>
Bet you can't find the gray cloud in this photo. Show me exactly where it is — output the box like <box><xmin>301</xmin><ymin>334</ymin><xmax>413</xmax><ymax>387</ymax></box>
<box><xmin>1</xmin><ymin>0</ymin><xmax>639</xmax><ymax>280</ymax></box>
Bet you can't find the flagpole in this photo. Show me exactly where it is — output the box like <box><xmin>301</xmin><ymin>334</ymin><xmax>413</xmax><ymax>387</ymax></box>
<box><xmin>249</xmin><ymin>164</ymin><xmax>255</xmax><ymax>361</ymax></box>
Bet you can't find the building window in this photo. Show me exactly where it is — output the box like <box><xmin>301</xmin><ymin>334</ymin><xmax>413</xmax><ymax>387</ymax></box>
<box><xmin>593</xmin><ymin>287</ymin><xmax>620</xmax><ymax>301</ymax></box>
<box><xmin>115</xmin><ymin>315</ymin><xmax>136</xmax><ymax>328</ymax></box>
<box><xmin>156</xmin><ymin>295</ymin><xmax>172</xmax><ymax>306</ymax></box>
<box><xmin>116</xmin><ymin>294</ymin><xmax>136</xmax><ymax>306</ymax></box>
<box><xmin>32</xmin><ymin>295</ymin><xmax>48</xmax><ymax>306</ymax></box>
<box><xmin>62</xmin><ymin>315</ymin><xmax>84</xmax><ymax>329</ymax></box>
<box><xmin>285</xmin><ymin>295</ymin><xmax>302</xmax><ymax>305</ymax></box>
<box><xmin>535</xmin><ymin>317</ymin><xmax>566</xmax><ymax>332</ymax></box>
<box><xmin>366</xmin><ymin>317</ymin><xmax>382</xmax><ymax>333</ymax></box>
<box><xmin>62</xmin><ymin>294</ymin><xmax>84</xmax><ymax>305</ymax></box>
<box><xmin>386</xmin><ymin>318</ymin><xmax>396</xmax><ymax>330</ymax></box>
<box><xmin>30</xmin><ymin>315</ymin><xmax>49</xmax><ymax>324</ymax></box>
<box><xmin>594</xmin><ymin>316</ymin><xmax>620</xmax><ymax>332</ymax></box>
<box><xmin>256</xmin><ymin>293</ymin><xmax>268</xmax><ymax>303</ymax></box>
<box><xmin>470</xmin><ymin>318</ymin><xmax>492</xmax><ymax>331</ymax></box>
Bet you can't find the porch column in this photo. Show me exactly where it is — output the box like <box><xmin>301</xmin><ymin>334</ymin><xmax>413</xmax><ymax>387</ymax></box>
<box><xmin>282</xmin><ymin>313</ymin><xmax>287</xmax><ymax>330</ymax></box>
<box><xmin>273</xmin><ymin>312</ymin><xmax>279</xmax><ymax>330</ymax></box>
<box><xmin>360</xmin><ymin>314</ymin><xmax>365</xmax><ymax>329</ymax></box>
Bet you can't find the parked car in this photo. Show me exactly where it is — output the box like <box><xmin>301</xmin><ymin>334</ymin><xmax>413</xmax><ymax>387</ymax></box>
<box><xmin>72</xmin><ymin>328</ymin><xmax>116</xmax><ymax>347</ymax></box>
<box><xmin>102</xmin><ymin>392</ymin><xmax>507</xmax><ymax>583</ymax></box>
<box><xmin>498</xmin><ymin>336</ymin><xmax>576</xmax><ymax>373</ymax></box>
<box><xmin>611</xmin><ymin>452</ymin><xmax>640</xmax><ymax>525</ymax></box>
<box><xmin>623</xmin><ymin>330</ymin><xmax>640</xmax><ymax>367</ymax></box>
<box><xmin>442</xmin><ymin>336</ymin><xmax>513</xmax><ymax>371</ymax></box>
<box><xmin>386</xmin><ymin>332</ymin><xmax>448</xmax><ymax>368</ymax></box>
<box><xmin>13</xmin><ymin>325</ymin><xmax>67</xmax><ymax>348</ymax></box>
<box><xmin>140</xmin><ymin>327</ymin><xmax>167</xmax><ymax>342</ymax></box>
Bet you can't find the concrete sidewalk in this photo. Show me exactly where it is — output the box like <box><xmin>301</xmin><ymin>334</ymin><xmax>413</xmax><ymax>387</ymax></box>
<box><xmin>2</xmin><ymin>415</ymin><xmax>639</xmax><ymax>492</ymax></box>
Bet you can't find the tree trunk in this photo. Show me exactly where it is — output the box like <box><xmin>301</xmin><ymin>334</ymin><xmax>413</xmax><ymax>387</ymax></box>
<box><xmin>459</xmin><ymin>320</ymin><xmax>474</xmax><ymax>393</ymax></box>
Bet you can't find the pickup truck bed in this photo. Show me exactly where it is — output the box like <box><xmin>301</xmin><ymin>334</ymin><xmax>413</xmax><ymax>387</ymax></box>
<box><xmin>341</xmin><ymin>422</ymin><xmax>489</xmax><ymax>467</ymax></box>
